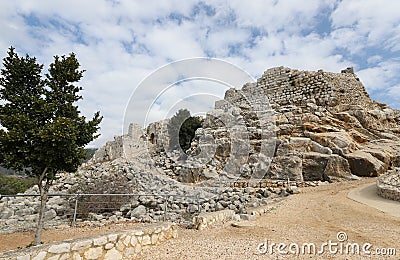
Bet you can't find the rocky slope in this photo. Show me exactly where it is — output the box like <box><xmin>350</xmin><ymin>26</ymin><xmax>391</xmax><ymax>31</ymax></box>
<box><xmin>147</xmin><ymin>67</ymin><xmax>400</xmax><ymax>183</ymax></box>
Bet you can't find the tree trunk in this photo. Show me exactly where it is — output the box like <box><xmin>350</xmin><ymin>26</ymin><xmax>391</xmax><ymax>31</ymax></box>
<box><xmin>34</xmin><ymin>167</ymin><xmax>49</xmax><ymax>245</ymax></box>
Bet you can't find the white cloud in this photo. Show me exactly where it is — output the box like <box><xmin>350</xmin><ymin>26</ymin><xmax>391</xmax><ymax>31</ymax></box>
<box><xmin>357</xmin><ymin>60</ymin><xmax>400</xmax><ymax>91</ymax></box>
<box><xmin>0</xmin><ymin>0</ymin><xmax>399</xmax><ymax>147</ymax></box>
<box><xmin>331</xmin><ymin>0</ymin><xmax>400</xmax><ymax>52</ymax></box>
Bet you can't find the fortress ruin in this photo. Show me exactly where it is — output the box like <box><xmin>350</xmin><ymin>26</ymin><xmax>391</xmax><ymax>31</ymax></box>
<box><xmin>90</xmin><ymin>66</ymin><xmax>400</xmax><ymax>200</ymax></box>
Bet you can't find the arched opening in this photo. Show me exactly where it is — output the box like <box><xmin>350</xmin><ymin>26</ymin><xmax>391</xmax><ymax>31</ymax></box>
<box><xmin>150</xmin><ymin>133</ymin><xmax>155</xmax><ymax>144</ymax></box>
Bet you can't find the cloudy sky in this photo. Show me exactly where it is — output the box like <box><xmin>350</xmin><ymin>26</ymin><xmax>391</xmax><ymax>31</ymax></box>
<box><xmin>1</xmin><ymin>0</ymin><xmax>399</xmax><ymax>147</ymax></box>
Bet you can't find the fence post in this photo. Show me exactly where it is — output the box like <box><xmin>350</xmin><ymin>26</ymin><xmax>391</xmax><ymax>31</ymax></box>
<box><xmin>163</xmin><ymin>195</ymin><xmax>168</xmax><ymax>221</ymax></box>
<box><xmin>196</xmin><ymin>193</ymin><xmax>200</xmax><ymax>213</ymax></box>
<box><xmin>72</xmin><ymin>197</ymin><xmax>78</xmax><ymax>226</ymax></box>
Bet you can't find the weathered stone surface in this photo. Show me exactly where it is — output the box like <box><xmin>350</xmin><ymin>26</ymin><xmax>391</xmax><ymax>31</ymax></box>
<box><xmin>32</xmin><ymin>251</ymin><xmax>47</xmax><ymax>260</ymax></box>
<box><xmin>93</xmin><ymin>236</ymin><xmax>107</xmax><ymax>246</ymax></box>
<box><xmin>48</xmin><ymin>243</ymin><xmax>71</xmax><ymax>254</ymax></box>
<box><xmin>105</xmin><ymin>243</ymin><xmax>114</xmax><ymax>250</ymax></box>
<box><xmin>0</xmin><ymin>208</ymin><xmax>14</xmax><ymax>218</ymax></box>
<box><xmin>84</xmin><ymin>247</ymin><xmax>103</xmax><ymax>260</ymax></box>
<box><xmin>104</xmin><ymin>248</ymin><xmax>123</xmax><ymax>260</ymax></box>
<box><xmin>267</xmin><ymin>156</ymin><xmax>303</xmax><ymax>181</ymax></box>
<box><xmin>377</xmin><ymin>169</ymin><xmax>400</xmax><ymax>201</ymax></box>
<box><xmin>107</xmin><ymin>234</ymin><xmax>118</xmax><ymax>242</ymax></box>
<box><xmin>141</xmin><ymin>235</ymin><xmax>151</xmax><ymax>246</ymax></box>
<box><xmin>59</xmin><ymin>253</ymin><xmax>70</xmax><ymax>260</ymax></box>
<box><xmin>47</xmin><ymin>255</ymin><xmax>61</xmax><ymax>260</ymax></box>
<box><xmin>72</xmin><ymin>240</ymin><xmax>92</xmax><ymax>251</ymax></box>
<box><xmin>323</xmin><ymin>154</ymin><xmax>353</xmax><ymax>179</ymax></box>
<box><xmin>130</xmin><ymin>205</ymin><xmax>146</xmax><ymax>218</ymax></box>
<box><xmin>72</xmin><ymin>252</ymin><xmax>82</xmax><ymax>260</ymax></box>
<box><xmin>302</xmin><ymin>153</ymin><xmax>353</xmax><ymax>181</ymax></box>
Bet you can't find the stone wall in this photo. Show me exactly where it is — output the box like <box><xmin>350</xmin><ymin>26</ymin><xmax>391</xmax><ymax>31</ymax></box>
<box><xmin>90</xmin><ymin>120</ymin><xmax>170</xmax><ymax>164</ymax></box>
<box><xmin>376</xmin><ymin>170</ymin><xmax>400</xmax><ymax>201</ymax></box>
<box><xmin>0</xmin><ymin>223</ymin><xmax>177</xmax><ymax>260</ymax></box>
<box><xmin>215</xmin><ymin>66</ymin><xmax>373</xmax><ymax>109</ymax></box>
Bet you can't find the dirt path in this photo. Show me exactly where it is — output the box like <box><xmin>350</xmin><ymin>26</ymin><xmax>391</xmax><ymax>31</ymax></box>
<box><xmin>1</xmin><ymin>178</ymin><xmax>399</xmax><ymax>259</ymax></box>
<box><xmin>0</xmin><ymin>222</ymin><xmax>146</xmax><ymax>252</ymax></box>
<box><xmin>140</xmin><ymin>178</ymin><xmax>399</xmax><ymax>259</ymax></box>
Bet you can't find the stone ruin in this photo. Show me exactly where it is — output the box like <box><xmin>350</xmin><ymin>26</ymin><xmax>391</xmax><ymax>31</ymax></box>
<box><xmin>90</xmin><ymin>66</ymin><xmax>400</xmax><ymax>185</ymax></box>
<box><xmin>2</xmin><ymin>66</ymin><xmax>400</xmax><ymax>233</ymax></box>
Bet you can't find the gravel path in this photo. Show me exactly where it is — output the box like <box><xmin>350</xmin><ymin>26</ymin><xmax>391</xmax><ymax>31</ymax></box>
<box><xmin>138</xmin><ymin>178</ymin><xmax>400</xmax><ymax>259</ymax></box>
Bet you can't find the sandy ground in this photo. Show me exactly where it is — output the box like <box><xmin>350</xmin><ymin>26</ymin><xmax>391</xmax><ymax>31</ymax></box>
<box><xmin>139</xmin><ymin>178</ymin><xmax>400</xmax><ymax>259</ymax></box>
<box><xmin>1</xmin><ymin>178</ymin><xmax>399</xmax><ymax>259</ymax></box>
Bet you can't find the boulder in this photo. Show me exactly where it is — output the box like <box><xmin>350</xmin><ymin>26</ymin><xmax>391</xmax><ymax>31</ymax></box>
<box><xmin>304</xmin><ymin>152</ymin><xmax>354</xmax><ymax>180</ymax></box>
<box><xmin>267</xmin><ymin>156</ymin><xmax>303</xmax><ymax>181</ymax></box>
<box><xmin>129</xmin><ymin>205</ymin><xmax>146</xmax><ymax>218</ymax></box>
<box><xmin>323</xmin><ymin>154</ymin><xmax>353</xmax><ymax>179</ymax></box>
<box><xmin>346</xmin><ymin>151</ymin><xmax>385</xmax><ymax>177</ymax></box>
<box><xmin>302</xmin><ymin>153</ymin><xmax>331</xmax><ymax>181</ymax></box>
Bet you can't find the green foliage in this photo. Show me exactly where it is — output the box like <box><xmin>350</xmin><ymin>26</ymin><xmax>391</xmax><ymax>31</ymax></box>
<box><xmin>0</xmin><ymin>174</ymin><xmax>36</xmax><ymax>195</ymax></box>
<box><xmin>167</xmin><ymin>109</ymin><xmax>202</xmax><ymax>152</ymax></box>
<box><xmin>83</xmin><ymin>148</ymin><xmax>97</xmax><ymax>163</ymax></box>
<box><xmin>0</xmin><ymin>46</ymin><xmax>102</xmax><ymax>180</ymax></box>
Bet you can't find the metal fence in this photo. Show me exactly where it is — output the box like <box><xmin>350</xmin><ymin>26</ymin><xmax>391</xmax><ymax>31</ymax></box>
<box><xmin>0</xmin><ymin>193</ymin><xmax>203</xmax><ymax>226</ymax></box>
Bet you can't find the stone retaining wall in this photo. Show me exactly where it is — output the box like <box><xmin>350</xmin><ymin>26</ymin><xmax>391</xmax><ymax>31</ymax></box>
<box><xmin>0</xmin><ymin>222</ymin><xmax>177</xmax><ymax>260</ymax></box>
<box><xmin>192</xmin><ymin>210</ymin><xmax>235</xmax><ymax>230</ymax></box>
<box><xmin>376</xmin><ymin>171</ymin><xmax>400</xmax><ymax>201</ymax></box>
<box><xmin>192</xmin><ymin>198</ymin><xmax>285</xmax><ymax>230</ymax></box>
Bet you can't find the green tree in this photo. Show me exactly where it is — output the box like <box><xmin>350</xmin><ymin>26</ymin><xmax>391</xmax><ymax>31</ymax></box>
<box><xmin>168</xmin><ymin>109</ymin><xmax>202</xmax><ymax>152</ymax></box>
<box><xmin>0</xmin><ymin>47</ymin><xmax>102</xmax><ymax>245</ymax></box>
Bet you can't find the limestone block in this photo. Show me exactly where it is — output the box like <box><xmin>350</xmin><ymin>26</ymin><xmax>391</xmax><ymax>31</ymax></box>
<box><xmin>130</xmin><ymin>236</ymin><xmax>138</xmax><ymax>246</ymax></box>
<box><xmin>107</xmin><ymin>234</ymin><xmax>118</xmax><ymax>242</ymax></box>
<box><xmin>47</xmin><ymin>255</ymin><xmax>60</xmax><ymax>260</ymax></box>
<box><xmin>71</xmin><ymin>240</ymin><xmax>92</xmax><ymax>251</ymax></box>
<box><xmin>124</xmin><ymin>247</ymin><xmax>136</xmax><ymax>258</ymax></box>
<box><xmin>105</xmin><ymin>243</ymin><xmax>114</xmax><ymax>250</ymax></box>
<box><xmin>134</xmin><ymin>244</ymin><xmax>142</xmax><ymax>253</ymax></box>
<box><xmin>93</xmin><ymin>236</ymin><xmax>107</xmax><ymax>246</ymax></box>
<box><xmin>141</xmin><ymin>235</ymin><xmax>151</xmax><ymax>246</ymax></box>
<box><xmin>151</xmin><ymin>233</ymin><xmax>158</xmax><ymax>244</ymax></box>
<box><xmin>192</xmin><ymin>210</ymin><xmax>235</xmax><ymax>230</ymax></box>
<box><xmin>59</xmin><ymin>253</ymin><xmax>70</xmax><ymax>260</ymax></box>
<box><xmin>32</xmin><ymin>251</ymin><xmax>47</xmax><ymax>260</ymax></box>
<box><xmin>123</xmin><ymin>235</ymin><xmax>131</xmax><ymax>246</ymax></box>
<box><xmin>115</xmin><ymin>240</ymin><xmax>125</xmax><ymax>251</ymax></box>
<box><xmin>104</xmin><ymin>248</ymin><xmax>122</xmax><ymax>260</ymax></box>
<box><xmin>48</xmin><ymin>243</ymin><xmax>71</xmax><ymax>254</ymax></box>
<box><xmin>72</xmin><ymin>252</ymin><xmax>82</xmax><ymax>260</ymax></box>
<box><xmin>346</xmin><ymin>151</ymin><xmax>385</xmax><ymax>177</ymax></box>
<box><xmin>84</xmin><ymin>247</ymin><xmax>103</xmax><ymax>260</ymax></box>
<box><xmin>16</xmin><ymin>255</ymin><xmax>30</xmax><ymax>260</ymax></box>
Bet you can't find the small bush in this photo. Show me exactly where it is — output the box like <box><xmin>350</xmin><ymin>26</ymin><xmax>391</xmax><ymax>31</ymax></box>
<box><xmin>69</xmin><ymin>172</ymin><xmax>134</xmax><ymax>219</ymax></box>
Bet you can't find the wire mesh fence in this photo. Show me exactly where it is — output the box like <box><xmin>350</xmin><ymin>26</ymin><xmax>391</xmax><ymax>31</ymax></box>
<box><xmin>0</xmin><ymin>193</ymin><xmax>202</xmax><ymax>229</ymax></box>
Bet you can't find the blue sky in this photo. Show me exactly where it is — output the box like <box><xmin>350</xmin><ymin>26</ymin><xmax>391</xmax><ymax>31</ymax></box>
<box><xmin>0</xmin><ymin>0</ymin><xmax>399</xmax><ymax>147</ymax></box>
